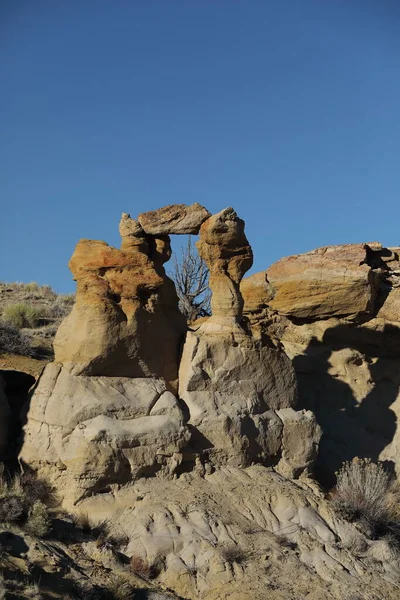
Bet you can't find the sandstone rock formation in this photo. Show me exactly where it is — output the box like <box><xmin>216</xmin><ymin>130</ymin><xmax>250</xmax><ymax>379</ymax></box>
<box><xmin>179</xmin><ymin>326</ymin><xmax>300</xmax><ymax>467</ymax></box>
<box><xmin>265</xmin><ymin>243</ymin><xmax>376</xmax><ymax>319</ymax></box>
<box><xmin>242</xmin><ymin>242</ymin><xmax>400</xmax><ymax>482</ymax></box>
<box><xmin>20</xmin><ymin>204</ymin><xmax>322</xmax><ymax>504</ymax></box>
<box><xmin>54</xmin><ymin>229</ymin><xmax>186</xmax><ymax>388</ymax></box>
<box><xmin>138</xmin><ymin>203</ymin><xmax>210</xmax><ymax>235</ymax></box>
<box><xmin>197</xmin><ymin>207</ymin><xmax>253</xmax><ymax>319</ymax></box>
<box><xmin>20</xmin><ymin>363</ymin><xmax>189</xmax><ymax>503</ymax></box>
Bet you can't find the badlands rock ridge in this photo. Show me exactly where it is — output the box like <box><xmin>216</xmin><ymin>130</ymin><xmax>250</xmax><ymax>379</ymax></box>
<box><xmin>20</xmin><ymin>204</ymin><xmax>319</xmax><ymax>503</ymax></box>
<box><xmin>6</xmin><ymin>205</ymin><xmax>400</xmax><ymax>600</ymax></box>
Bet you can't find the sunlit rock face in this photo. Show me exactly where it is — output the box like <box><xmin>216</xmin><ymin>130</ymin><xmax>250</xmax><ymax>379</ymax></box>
<box><xmin>242</xmin><ymin>242</ymin><xmax>400</xmax><ymax>483</ymax></box>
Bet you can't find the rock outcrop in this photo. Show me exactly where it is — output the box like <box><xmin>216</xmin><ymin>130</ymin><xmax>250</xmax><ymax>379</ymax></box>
<box><xmin>20</xmin><ymin>204</ymin><xmax>321</xmax><ymax>504</ymax></box>
<box><xmin>197</xmin><ymin>207</ymin><xmax>253</xmax><ymax>319</ymax></box>
<box><xmin>138</xmin><ymin>203</ymin><xmax>210</xmax><ymax>235</ymax></box>
<box><xmin>54</xmin><ymin>225</ymin><xmax>186</xmax><ymax>389</ymax></box>
<box><xmin>19</xmin><ymin>363</ymin><xmax>189</xmax><ymax>503</ymax></box>
<box><xmin>242</xmin><ymin>242</ymin><xmax>400</xmax><ymax>483</ymax></box>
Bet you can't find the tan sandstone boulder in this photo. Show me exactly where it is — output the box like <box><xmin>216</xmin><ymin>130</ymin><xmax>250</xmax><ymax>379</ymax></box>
<box><xmin>20</xmin><ymin>363</ymin><xmax>189</xmax><ymax>504</ymax></box>
<box><xmin>264</xmin><ymin>243</ymin><xmax>376</xmax><ymax>319</ymax></box>
<box><xmin>138</xmin><ymin>203</ymin><xmax>210</xmax><ymax>235</ymax></box>
<box><xmin>178</xmin><ymin>324</ymin><xmax>297</xmax><ymax>467</ymax></box>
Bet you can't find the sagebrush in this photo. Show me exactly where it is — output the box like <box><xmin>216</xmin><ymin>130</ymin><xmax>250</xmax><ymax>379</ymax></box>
<box><xmin>332</xmin><ymin>458</ymin><xmax>400</xmax><ymax>546</ymax></box>
<box><xmin>0</xmin><ymin>321</ymin><xmax>35</xmax><ymax>356</ymax></box>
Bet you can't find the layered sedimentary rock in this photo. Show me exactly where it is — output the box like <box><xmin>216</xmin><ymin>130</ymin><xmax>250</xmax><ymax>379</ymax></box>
<box><xmin>54</xmin><ymin>223</ymin><xmax>186</xmax><ymax>388</ymax></box>
<box><xmin>242</xmin><ymin>242</ymin><xmax>400</xmax><ymax>482</ymax></box>
<box><xmin>179</xmin><ymin>325</ymin><xmax>299</xmax><ymax>467</ymax></box>
<box><xmin>22</xmin><ymin>204</ymin><xmax>321</xmax><ymax>503</ymax></box>
<box><xmin>179</xmin><ymin>208</ymin><xmax>320</xmax><ymax>470</ymax></box>
<box><xmin>20</xmin><ymin>363</ymin><xmax>189</xmax><ymax>503</ymax></box>
<box><xmin>138</xmin><ymin>203</ymin><xmax>210</xmax><ymax>235</ymax></box>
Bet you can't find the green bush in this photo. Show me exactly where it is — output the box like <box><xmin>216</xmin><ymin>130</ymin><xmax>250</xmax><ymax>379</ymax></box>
<box><xmin>3</xmin><ymin>303</ymin><xmax>48</xmax><ymax>328</ymax></box>
<box><xmin>25</xmin><ymin>500</ymin><xmax>51</xmax><ymax>537</ymax></box>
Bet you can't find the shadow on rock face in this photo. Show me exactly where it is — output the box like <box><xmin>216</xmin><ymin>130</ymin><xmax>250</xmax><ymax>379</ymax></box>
<box><xmin>294</xmin><ymin>323</ymin><xmax>400</xmax><ymax>487</ymax></box>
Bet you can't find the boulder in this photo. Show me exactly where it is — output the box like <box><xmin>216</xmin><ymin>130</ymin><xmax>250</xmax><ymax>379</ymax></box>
<box><xmin>197</xmin><ymin>207</ymin><xmax>253</xmax><ymax>319</ymax></box>
<box><xmin>20</xmin><ymin>363</ymin><xmax>189</xmax><ymax>503</ymax></box>
<box><xmin>179</xmin><ymin>323</ymin><xmax>297</xmax><ymax>466</ymax></box>
<box><xmin>265</xmin><ymin>243</ymin><xmax>376</xmax><ymax>319</ymax></box>
<box><xmin>138</xmin><ymin>203</ymin><xmax>210</xmax><ymax>235</ymax></box>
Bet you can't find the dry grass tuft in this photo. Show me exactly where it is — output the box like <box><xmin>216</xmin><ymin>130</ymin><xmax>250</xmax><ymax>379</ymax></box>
<box><xmin>106</xmin><ymin>575</ymin><xmax>136</xmax><ymax>600</ymax></box>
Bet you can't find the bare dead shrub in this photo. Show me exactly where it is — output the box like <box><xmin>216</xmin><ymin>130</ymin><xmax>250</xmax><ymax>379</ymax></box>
<box><xmin>220</xmin><ymin>544</ymin><xmax>248</xmax><ymax>564</ymax></box>
<box><xmin>169</xmin><ymin>237</ymin><xmax>211</xmax><ymax>321</ymax></box>
<box><xmin>129</xmin><ymin>555</ymin><xmax>162</xmax><ymax>579</ymax></box>
<box><xmin>275</xmin><ymin>534</ymin><xmax>298</xmax><ymax>551</ymax></box>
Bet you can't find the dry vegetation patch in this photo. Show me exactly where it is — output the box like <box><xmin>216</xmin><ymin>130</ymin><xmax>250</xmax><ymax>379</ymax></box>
<box><xmin>0</xmin><ymin>281</ymin><xmax>74</xmax><ymax>359</ymax></box>
<box><xmin>331</xmin><ymin>458</ymin><xmax>400</xmax><ymax>548</ymax></box>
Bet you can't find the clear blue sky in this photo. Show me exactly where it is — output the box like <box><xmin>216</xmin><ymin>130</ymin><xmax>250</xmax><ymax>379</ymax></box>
<box><xmin>1</xmin><ymin>1</ymin><xmax>399</xmax><ymax>292</ymax></box>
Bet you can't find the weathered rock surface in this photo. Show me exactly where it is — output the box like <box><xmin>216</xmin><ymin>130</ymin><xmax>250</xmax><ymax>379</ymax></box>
<box><xmin>20</xmin><ymin>363</ymin><xmax>189</xmax><ymax>503</ymax></box>
<box><xmin>138</xmin><ymin>203</ymin><xmax>210</xmax><ymax>235</ymax></box>
<box><xmin>77</xmin><ymin>465</ymin><xmax>400</xmax><ymax>600</ymax></box>
<box><xmin>263</xmin><ymin>243</ymin><xmax>376</xmax><ymax>319</ymax></box>
<box><xmin>242</xmin><ymin>242</ymin><xmax>400</xmax><ymax>482</ymax></box>
<box><xmin>179</xmin><ymin>323</ymin><xmax>299</xmax><ymax>467</ymax></box>
<box><xmin>53</xmin><ymin>236</ymin><xmax>186</xmax><ymax>388</ymax></box>
<box><xmin>197</xmin><ymin>207</ymin><xmax>253</xmax><ymax>318</ymax></box>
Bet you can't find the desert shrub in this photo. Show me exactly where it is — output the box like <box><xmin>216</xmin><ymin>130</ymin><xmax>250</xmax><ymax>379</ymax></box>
<box><xmin>57</xmin><ymin>293</ymin><xmax>75</xmax><ymax>305</ymax></box>
<box><xmin>274</xmin><ymin>534</ymin><xmax>298</xmax><ymax>551</ymax></box>
<box><xmin>0</xmin><ymin>574</ymin><xmax>6</xmax><ymax>600</ymax></box>
<box><xmin>129</xmin><ymin>555</ymin><xmax>162</xmax><ymax>579</ymax></box>
<box><xmin>73</xmin><ymin>512</ymin><xmax>110</xmax><ymax>538</ymax></box>
<box><xmin>20</xmin><ymin>472</ymin><xmax>56</xmax><ymax>506</ymax></box>
<box><xmin>0</xmin><ymin>495</ymin><xmax>24</xmax><ymax>524</ymax></box>
<box><xmin>3</xmin><ymin>303</ymin><xmax>48</xmax><ymax>329</ymax></box>
<box><xmin>24</xmin><ymin>282</ymin><xmax>40</xmax><ymax>293</ymax></box>
<box><xmin>39</xmin><ymin>284</ymin><xmax>56</xmax><ymax>300</ymax></box>
<box><xmin>0</xmin><ymin>321</ymin><xmax>35</xmax><ymax>356</ymax></box>
<box><xmin>24</xmin><ymin>500</ymin><xmax>51</xmax><ymax>537</ymax></box>
<box><xmin>332</xmin><ymin>458</ymin><xmax>400</xmax><ymax>544</ymax></box>
<box><xmin>220</xmin><ymin>544</ymin><xmax>248</xmax><ymax>564</ymax></box>
<box><xmin>0</xmin><ymin>467</ymin><xmax>53</xmax><ymax>536</ymax></box>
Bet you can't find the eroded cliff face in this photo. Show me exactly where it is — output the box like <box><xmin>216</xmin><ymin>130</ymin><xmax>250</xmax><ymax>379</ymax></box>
<box><xmin>20</xmin><ymin>204</ymin><xmax>319</xmax><ymax>504</ymax></box>
<box><xmin>13</xmin><ymin>219</ymin><xmax>400</xmax><ymax>600</ymax></box>
<box><xmin>242</xmin><ymin>242</ymin><xmax>400</xmax><ymax>484</ymax></box>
